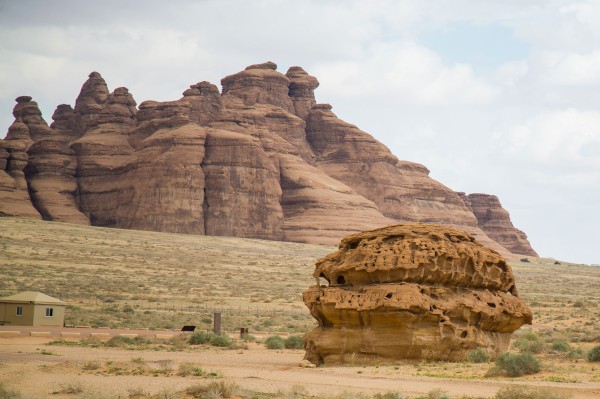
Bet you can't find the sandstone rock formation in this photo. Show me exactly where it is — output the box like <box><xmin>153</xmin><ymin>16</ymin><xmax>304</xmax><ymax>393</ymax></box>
<box><xmin>303</xmin><ymin>223</ymin><xmax>532</xmax><ymax>365</ymax></box>
<box><xmin>0</xmin><ymin>61</ymin><xmax>538</xmax><ymax>257</ymax></box>
<box><xmin>460</xmin><ymin>193</ymin><xmax>538</xmax><ymax>257</ymax></box>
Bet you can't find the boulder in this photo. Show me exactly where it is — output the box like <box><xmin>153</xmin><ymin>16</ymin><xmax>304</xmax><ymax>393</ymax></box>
<box><xmin>303</xmin><ymin>223</ymin><xmax>532</xmax><ymax>365</ymax></box>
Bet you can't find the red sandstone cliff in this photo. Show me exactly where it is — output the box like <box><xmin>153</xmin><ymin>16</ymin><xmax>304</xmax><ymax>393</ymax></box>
<box><xmin>0</xmin><ymin>62</ymin><xmax>537</xmax><ymax>257</ymax></box>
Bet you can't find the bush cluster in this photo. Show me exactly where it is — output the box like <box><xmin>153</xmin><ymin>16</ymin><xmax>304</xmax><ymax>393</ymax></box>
<box><xmin>588</xmin><ymin>345</ymin><xmax>600</xmax><ymax>362</ymax></box>
<box><xmin>264</xmin><ymin>335</ymin><xmax>305</xmax><ymax>349</ymax></box>
<box><xmin>188</xmin><ymin>332</ymin><xmax>231</xmax><ymax>347</ymax></box>
<box><xmin>495</xmin><ymin>352</ymin><xmax>541</xmax><ymax>377</ymax></box>
<box><xmin>512</xmin><ymin>332</ymin><xmax>545</xmax><ymax>354</ymax></box>
<box><xmin>466</xmin><ymin>348</ymin><xmax>490</xmax><ymax>363</ymax></box>
<box><xmin>265</xmin><ymin>335</ymin><xmax>285</xmax><ymax>349</ymax></box>
<box><xmin>284</xmin><ymin>335</ymin><xmax>304</xmax><ymax>349</ymax></box>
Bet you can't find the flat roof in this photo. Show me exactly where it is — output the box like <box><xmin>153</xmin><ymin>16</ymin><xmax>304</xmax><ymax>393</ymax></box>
<box><xmin>0</xmin><ymin>291</ymin><xmax>65</xmax><ymax>305</ymax></box>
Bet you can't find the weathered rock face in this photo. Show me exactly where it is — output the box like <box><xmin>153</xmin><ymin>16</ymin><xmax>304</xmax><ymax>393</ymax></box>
<box><xmin>306</xmin><ymin>104</ymin><xmax>478</xmax><ymax>227</ymax></box>
<box><xmin>0</xmin><ymin>97</ymin><xmax>43</xmax><ymax>219</ymax></box>
<box><xmin>0</xmin><ymin>62</ymin><xmax>537</xmax><ymax>257</ymax></box>
<box><xmin>463</xmin><ymin>193</ymin><xmax>538</xmax><ymax>257</ymax></box>
<box><xmin>303</xmin><ymin>223</ymin><xmax>532</xmax><ymax>365</ymax></box>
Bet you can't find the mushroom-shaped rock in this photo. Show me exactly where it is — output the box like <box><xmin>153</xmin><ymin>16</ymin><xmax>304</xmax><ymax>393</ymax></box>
<box><xmin>303</xmin><ymin>223</ymin><xmax>532</xmax><ymax>365</ymax></box>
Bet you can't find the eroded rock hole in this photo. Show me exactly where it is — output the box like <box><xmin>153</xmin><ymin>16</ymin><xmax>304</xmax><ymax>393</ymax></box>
<box><xmin>460</xmin><ymin>331</ymin><xmax>468</xmax><ymax>338</ymax></box>
<box><xmin>336</xmin><ymin>275</ymin><xmax>346</xmax><ymax>285</ymax></box>
<box><xmin>487</xmin><ymin>302</ymin><xmax>497</xmax><ymax>308</ymax></box>
<box><xmin>385</xmin><ymin>293</ymin><xmax>393</xmax><ymax>299</ymax></box>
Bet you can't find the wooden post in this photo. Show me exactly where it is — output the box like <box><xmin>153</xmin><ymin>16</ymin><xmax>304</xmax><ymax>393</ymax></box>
<box><xmin>213</xmin><ymin>312</ymin><xmax>221</xmax><ymax>335</ymax></box>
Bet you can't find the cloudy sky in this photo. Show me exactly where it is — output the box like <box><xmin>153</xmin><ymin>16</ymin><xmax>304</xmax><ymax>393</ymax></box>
<box><xmin>1</xmin><ymin>0</ymin><xmax>598</xmax><ymax>264</ymax></box>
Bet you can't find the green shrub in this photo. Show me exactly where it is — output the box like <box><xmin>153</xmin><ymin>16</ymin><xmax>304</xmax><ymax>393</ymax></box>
<box><xmin>551</xmin><ymin>340</ymin><xmax>571</xmax><ymax>352</ymax></box>
<box><xmin>512</xmin><ymin>332</ymin><xmax>545</xmax><ymax>353</ymax></box>
<box><xmin>189</xmin><ymin>331</ymin><xmax>214</xmax><ymax>345</ymax></box>
<box><xmin>284</xmin><ymin>335</ymin><xmax>304</xmax><ymax>349</ymax></box>
<box><xmin>265</xmin><ymin>335</ymin><xmax>285</xmax><ymax>349</ymax></box>
<box><xmin>588</xmin><ymin>345</ymin><xmax>600</xmax><ymax>362</ymax></box>
<box><xmin>466</xmin><ymin>347</ymin><xmax>490</xmax><ymax>363</ymax></box>
<box><xmin>495</xmin><ymin>352</ymin><xmax>541</xmax><ymax>377</ymax></box>
<box><xmin>209</xmin><ymin>334</ymin><xmax>232</xmax><ymax>348</ymax></box>
<box><xmin>495</xmin><ymin>385</ymin><xmax>570</xmax><ymax>399</ymax></box>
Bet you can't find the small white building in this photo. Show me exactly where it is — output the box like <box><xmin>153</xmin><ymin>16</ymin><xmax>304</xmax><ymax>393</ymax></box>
<box><xmin>0</xmin><ymin>291</ymin><xmax>66</xmax><ymax>327</ymax></box>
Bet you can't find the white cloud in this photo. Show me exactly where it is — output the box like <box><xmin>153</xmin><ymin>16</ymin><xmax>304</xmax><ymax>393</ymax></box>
<box><xmin>313</xmin><ymin>41</ymin><xmax>498</xmax><ymax>106</ymax></box>
<box><xmin>498</xmin><ymin>109</ymin><xmax>600</xmax><ymax>171</ymax></box>
<box><xmin>542</xmin><ymin>51</ymin><xmax>600</xmax><ymax>86</ymax></box>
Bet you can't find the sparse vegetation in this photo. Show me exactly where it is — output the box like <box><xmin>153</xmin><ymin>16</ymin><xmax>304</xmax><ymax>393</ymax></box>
<box><xmin>1</xmin><ymin>218</ymin><xmax>600</xmax><ymax>398</ymax></box>
<box><xmin>494</xmin><ymin>385</ymin><xmax>570</xmax><ymax>399</ymax></box>
<box><xmin>512</xmin><ymin>332</ymin><xmax>545</xmax><ymax>354</ymax></box>
<box><xmin>0</xmin><ymin>383</ymin><xmax>21</xmax><ymax>399</ymax></box>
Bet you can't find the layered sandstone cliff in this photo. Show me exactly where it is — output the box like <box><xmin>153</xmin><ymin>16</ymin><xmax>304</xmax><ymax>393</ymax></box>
<box><xmin>303</xmin><ymin>224</ymin><xmax>532</xmax><ymax>365</ymax></box>
<box><xmin>0</xmin><ymin>62</ymin><xmax>537</xmax><ymax>256</ymax></box>
<box><xmin>460</xmin><ymin>193</ymin><xmax>538</xmax><ymax>257</ymax></box>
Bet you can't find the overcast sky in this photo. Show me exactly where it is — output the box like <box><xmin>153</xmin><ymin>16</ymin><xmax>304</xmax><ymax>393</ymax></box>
<box><xmin>1</xmin><ymin>0</ymin><xmax>598</xmax><ymax>264</ymax></box>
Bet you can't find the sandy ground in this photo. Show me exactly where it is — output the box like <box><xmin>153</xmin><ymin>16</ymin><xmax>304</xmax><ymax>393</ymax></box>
<box><xmin>1</xmin><ymin>336</ymin><xmax>599</xmax><ymax>399</ymax></box>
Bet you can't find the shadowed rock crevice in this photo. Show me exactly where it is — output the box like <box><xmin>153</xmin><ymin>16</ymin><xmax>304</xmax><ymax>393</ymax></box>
<box><xmin>303</xmin><ymin>223</ymin><xmax>532</xmax><ymax>365</ymax></box>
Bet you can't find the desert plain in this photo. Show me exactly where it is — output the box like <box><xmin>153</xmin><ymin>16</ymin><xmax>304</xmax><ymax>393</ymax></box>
<box><xmin>1</xmin><ymin>217</ymin><xmax>599</xmax><ymax>398</ymax></box>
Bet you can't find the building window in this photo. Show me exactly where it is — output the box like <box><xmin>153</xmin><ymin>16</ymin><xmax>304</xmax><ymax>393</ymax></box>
<box><xmin>16</xmin><ymin>306</ymin><xmax>23</xmax><ymax>316</ymax></box>
<box><xmin>45</xmin><ymin>308</ymin><xmax>54</xmax><ymax>317</ymax></box>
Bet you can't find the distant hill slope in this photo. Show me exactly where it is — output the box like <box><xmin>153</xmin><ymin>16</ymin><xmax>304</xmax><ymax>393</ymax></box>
<box><xmin>0</xmin><ymin>61</ymin><xmax>536</xmax><ymax>257</ymax></box>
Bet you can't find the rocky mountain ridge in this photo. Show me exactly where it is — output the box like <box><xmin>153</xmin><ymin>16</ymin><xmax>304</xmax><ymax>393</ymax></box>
<box><xmin>0</xmin><ymin>61</ymin><xmax>537</xmax><ymax>257</ymax></box>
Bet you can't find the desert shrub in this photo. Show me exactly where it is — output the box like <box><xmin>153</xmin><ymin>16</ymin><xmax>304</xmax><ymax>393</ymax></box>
<box><xmin>178</xmin><ymin>362</ymin><xmax>203</xmax><ymax>377</ymax></box>
<box><xmin>265</xmin><ymin>335</ymin><xmax>285</xmax><ymax>349</ymax></box>
<box><xmin>0</xmin><ymin>383</ymin><xmax>22</xmax><ymax>399</ymax></box>
<box><xmin>105</xmin><ymin>335</ymin><xmax>135</xmax><ymax>347</ymax></box>
<box><xmin>284</xmin><ymin>335</ymin><xmax>304</xmax><ymax>349</ymax></box>
<box><xmin>551</xmin><ymin>340</ymin><xmax>571</xmax><ymax>352</ymax></box>
<box><xmin>241</xmin><ymin>333</ymin><xmax>257</xmax><ymax>342</ymax></box>
<box><xmin>512</xmin><ymin>332</ymin><xmax>545</xmax><ymax>353</ymax></box>
<box><xmin>572</xmin><ymin>300</ymin><xmax>585</xmax><ymax>308</ymax></box>
<box><xmin>127</xmin><ymin>387</ymin><xmax>148</xmax><ymax>399</ymax></box>
<box><xmin>83</xmin><ymin>360</ymin><xmax>101</xmax><ymax>370</ymax></box>
<box><xmin>209</xmin><ymin>334</ymin><xmax>232</xmax><ymax>348</ymax></box>
<box><xmin>189</xmin><ymin>332</ymin><xmax>214</xmax><ymax>345</ymax></box>
<box><xmin>588</xmin><ymin>345</ymin><xmax>600</xmax><ymax>362</ymax></box>
<box><xmin>495</xmin><ymin>352</ymin><xmax>541</xmax><ymax>377</ymax></box>
<box><xmin>495</xmin><ymin>385</ymin><xmax>570</xmax><ymax>399</ymax></box>
<box><xmin>335</xmin><ymin>392</ymin><xmax>369</xmax><ymax>399</ymax></box>
<box><xmin>279</xmin><ymin>385</ymin><xmax>309</xmax><ymax>399</ymax></box>
<box><xmin>426</xmin><ymin>388</ymin><xmax>451</xmax><ymax>399</ymax></box>
<box><xmin>566</xmin><ymin>347</ymin><xmax>584</xmax><ymax>360</ymax></box>
<box><xmin>466</xmin><ymin>347</ymin><xmax>490</xmax><ymax>363</ymax></box>
<box><xmin>374</xmin><ymin>392</ymin><xmax>405</xmax><ymax>399</ymax></box>
<box><xmin>205</xmin><ymin>380</ymin><xmax>237</xmax><ymax>398</ymax></box>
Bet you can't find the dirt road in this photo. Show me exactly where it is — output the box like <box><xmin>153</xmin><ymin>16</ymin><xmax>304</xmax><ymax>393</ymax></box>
<box><xmin>1</xmin><ymin>336</ymin><xmax>598</xmax><ymax>398</ymax></box>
